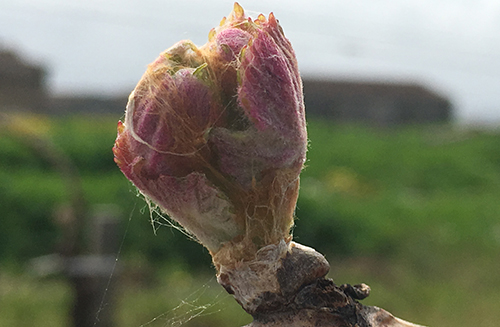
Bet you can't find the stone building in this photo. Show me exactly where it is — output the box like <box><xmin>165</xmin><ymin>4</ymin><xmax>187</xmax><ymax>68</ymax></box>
<box><xmin>0</xmin><ymin>49</ymin><xmax>48</xmax><ymax>113</ymax></box>
<box><xmin>303</xmin><ymin>79</ymin><xmax>452</xmax><ymax>126</ymax></box>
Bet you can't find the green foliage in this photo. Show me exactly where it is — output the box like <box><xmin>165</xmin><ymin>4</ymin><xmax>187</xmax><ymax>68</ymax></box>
<box><xmin>295</xmin><ymin>122</ymin><xmax>500</xmax><ymax>264</ymax></box>
<box><xmin>2</xmin><ymin>116</ymin><xmax>500</xmax><ymax>271</ymax></box>
<box><xmin>0</xmin><ymin>168</ymin><xmax>63</xmax><ymax>260</ymax></box>
<box><xmin>50</xmin><ymin>115</ymin><xmax>120</xmax><ymax>173</ymax></box>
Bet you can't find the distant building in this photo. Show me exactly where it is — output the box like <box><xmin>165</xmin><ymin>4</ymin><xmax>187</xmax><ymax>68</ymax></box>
<box><xmin>0</xmin><ymin>50</ymin><xmax>453</xmax><ymax>124</ymax></box>
<box><xmin>303</xmin><ymin>79</ymin><xmax>452</xmax><ymax>126</ymax></box>
<box><xmin>49</xmin><ymin>95</ymin><xmax>128</xmax><ymax>116</ymax></box>
<box><xmin>0</xmin><ymin>49</ymin><xmax>48</xmax><ymax>113</ymax></box>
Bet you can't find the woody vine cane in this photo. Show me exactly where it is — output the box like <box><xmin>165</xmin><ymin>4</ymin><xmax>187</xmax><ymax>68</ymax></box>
<box><xmin>113</xmin><ymin>3</ymin><xmax>426</xmax><ymax>326</ymax></box>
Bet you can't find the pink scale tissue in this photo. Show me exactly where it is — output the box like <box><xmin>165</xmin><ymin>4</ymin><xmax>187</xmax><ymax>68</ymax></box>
<box><xmin>113</xmin><ymin>2</ymin><xmax>307</xmax><ymax>268</ymax></box>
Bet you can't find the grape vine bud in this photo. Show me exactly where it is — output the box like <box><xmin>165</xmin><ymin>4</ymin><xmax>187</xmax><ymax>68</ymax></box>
<box><xmin>113</xmin><ymin>2</ymin><xmax>307</xmax><ymax>268</ymax></box>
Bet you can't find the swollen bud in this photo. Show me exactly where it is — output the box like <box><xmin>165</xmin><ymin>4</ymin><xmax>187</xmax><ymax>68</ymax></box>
<box><xmin>113</xmin><ymin>2</ymin><xmax>307</xmax><ymax>268</ymax></box>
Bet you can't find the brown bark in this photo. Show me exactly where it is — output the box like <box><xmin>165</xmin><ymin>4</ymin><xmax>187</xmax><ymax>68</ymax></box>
<box><xmin>217</xmin><ymin>240</ymin><xmax>425</xmax><ymax>327</ymax></box>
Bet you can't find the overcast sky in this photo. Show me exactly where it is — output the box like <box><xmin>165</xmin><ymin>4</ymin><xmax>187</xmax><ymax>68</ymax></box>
<box><xmin>1</xmin><ymin>0</ymin><xmax>499</xmax><ymax>123</ymax></box>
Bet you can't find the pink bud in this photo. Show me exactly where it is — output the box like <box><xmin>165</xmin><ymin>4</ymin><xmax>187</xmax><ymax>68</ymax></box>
<box><xmin>113</xmin><ymin>3</ymin><xmax>307</xmax><ymax>265</ymax></box>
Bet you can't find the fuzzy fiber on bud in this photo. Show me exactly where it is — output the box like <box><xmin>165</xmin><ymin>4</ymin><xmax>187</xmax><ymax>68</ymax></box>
<box><xmin>113</xmin><ymin>3</ymin><xmax>307</xmax><ymax>267</ymax></box>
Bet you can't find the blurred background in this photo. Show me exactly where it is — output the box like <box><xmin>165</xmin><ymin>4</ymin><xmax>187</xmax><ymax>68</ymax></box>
<box><xmin>1</xmin><ymin>0</ymin><xmax>499</xmax><ymax>326</ymax></box>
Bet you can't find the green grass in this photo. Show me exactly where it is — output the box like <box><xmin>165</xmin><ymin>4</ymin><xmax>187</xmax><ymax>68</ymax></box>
<box><xmin>116</xmin><ymin>266</ymin><xmax>252</xmax><ymax>327</ymax></box>
<box><xmin>2</xmin><ymin>255</ymin><xmax>499</xmax><ymax>327</ymax></box>
<box><xmin>0</xmin><ymin>267</ymin><xmax>252</xmax><ymax>327</ymax></box>
<box><xmin>0</xmin><ymin>270</ymin><xmax>72</xmax><ymax>327</ymax></box>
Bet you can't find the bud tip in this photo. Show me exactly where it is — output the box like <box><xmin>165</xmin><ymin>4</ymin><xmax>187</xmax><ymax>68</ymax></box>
<box><xmin>233</xmin><ymin>2</ymin><xmax>244</xmax><ymax>18</ymax></box>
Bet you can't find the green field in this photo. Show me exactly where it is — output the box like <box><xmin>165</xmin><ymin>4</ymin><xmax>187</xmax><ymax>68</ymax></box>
<box><xmin>1</xmin><ymin>114</ymin><xmax>500</xmax><ymax>326</ymax></box>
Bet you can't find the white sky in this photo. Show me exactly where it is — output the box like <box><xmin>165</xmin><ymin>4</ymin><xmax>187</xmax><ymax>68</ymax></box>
<box><xmin>1</xmin><ymin>0</ymin><xmax>499</xmax><ymax>123</ymax></box>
